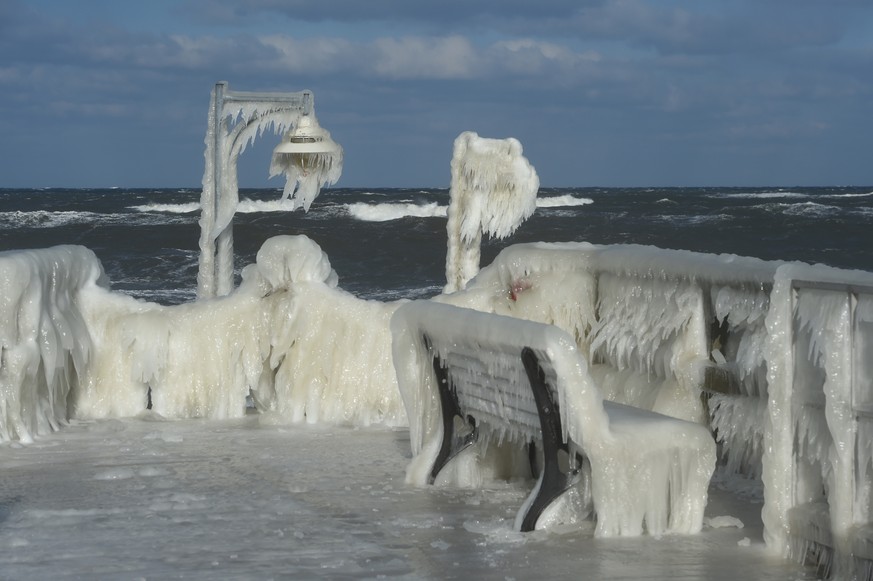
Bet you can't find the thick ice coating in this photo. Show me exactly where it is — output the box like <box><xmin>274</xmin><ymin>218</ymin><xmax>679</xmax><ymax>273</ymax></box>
<box><xmin>444</xmin><ymin>131</ymin><xmax>539</xmax><ymax>293</ymax></box>
<box><xmin>1</xmin><ymin>236</ymin><xmax>404</xmax><ymax>444</ymax></box>
<box><xmin>390</xmin><ymin>300</ymin><xmax>716</xmax><ymax>537</ymax></box>
<box><xmin>440</xmin><ymin>241</ymin><xmax>873</xmax><ymax>574</ymax></box>
<box><xmin>0</xmin><ymin>246</ymin><xmax>108</xmax><ymax>442</ymax></box>
<box><xmin>6</xmin><ymin>230</ymin><xmax>873</xmax><ymax>575</ymax></box>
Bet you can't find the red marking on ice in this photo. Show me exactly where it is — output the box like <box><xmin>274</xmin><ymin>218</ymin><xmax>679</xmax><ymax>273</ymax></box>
<box><xmin>509</xmin><ymin>279</ymin><xmax>532</xmax><ymax>301</ymax></box>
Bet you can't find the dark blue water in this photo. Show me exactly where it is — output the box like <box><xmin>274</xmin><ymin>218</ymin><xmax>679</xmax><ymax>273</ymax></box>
<box><xmin>1</xmin><ymin>186</ymin><xmax>871</xmax><ymax>305</ymax></box>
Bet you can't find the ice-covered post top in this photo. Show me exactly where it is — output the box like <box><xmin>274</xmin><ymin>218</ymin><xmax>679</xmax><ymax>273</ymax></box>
<box><xmin>444</xmin><ymin>131</ymin><xmax>539</xmax><ymax>293</ymax></box>
<box><xmin>197</xmin><ymin>81</ymin><xmax>343</xmax><ymax>300</ymax></box>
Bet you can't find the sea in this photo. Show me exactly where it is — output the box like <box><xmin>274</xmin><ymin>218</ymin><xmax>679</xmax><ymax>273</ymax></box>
<box><xmin>1</xmin><ymin>186</ymin><xmax>871</xmax><ymax>305</ymax></box>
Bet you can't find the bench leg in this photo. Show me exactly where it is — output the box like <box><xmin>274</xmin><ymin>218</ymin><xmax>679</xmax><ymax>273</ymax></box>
<box><xmin>518</xmin><ymin>347</ymin><xmax>584</xmax><ymax>531</ymax></box>
<box><xmin>428</xmin><ymin>351</ymin><xmax>478</xmax><ymax>485</ymax></box>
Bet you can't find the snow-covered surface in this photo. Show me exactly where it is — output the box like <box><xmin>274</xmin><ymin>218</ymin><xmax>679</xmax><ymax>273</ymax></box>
<box><xmin>0</xmin><ymin>415</ymin><xmax>817</xmax><ymax>580</ymax></box>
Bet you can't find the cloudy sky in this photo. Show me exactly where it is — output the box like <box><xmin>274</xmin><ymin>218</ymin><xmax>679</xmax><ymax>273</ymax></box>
<box><xmin>1</xmin><ymin>0</ymin><xmax>871</xmax><ymax>188</ymax></box>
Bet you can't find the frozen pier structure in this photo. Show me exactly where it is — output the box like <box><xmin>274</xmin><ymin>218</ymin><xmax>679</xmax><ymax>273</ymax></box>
<box><xmin>442</xmin><ymin>241</ymin><xmax>873</xmax><ymax>578</ymax></box>
<box><xmin>3</xmin><ymin>238</ymin><xmax>873</xmax><ymax>578</ymax></box>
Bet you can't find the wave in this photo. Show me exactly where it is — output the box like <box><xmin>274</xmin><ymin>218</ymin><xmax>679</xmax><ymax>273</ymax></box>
<box><xmin>0</xmin><ymin>209</ymin><xmax>123</xmax><ymax>229</ymax></box>
<box><xmin>536</xmin><ymin>195</ymin><xmax>594</xmax><ymax>208</ymax></box>
<box><xmin>759</xmin><ymin>202</ymin><xmax>842</xmax><ymax>217</ymax></box>
<box><xmin>130</xmin><ymin>202</ymin><xmax>201</xmax><ymax>214</ymax></box>
<box><xmin>346</xmin><ymin>195</ymin><xmax>594</xmax><ymax>223</ymax></box>
<box><xmin>712</xmin><ymin>191</ymin><xmax>810</xmax><ymax>200</ymax></box>
<box><xmin>347</xmin><ymin>202</ymin><xmax>446</xmax><ymax>222</ymax></box>
<box><xmin>657</xmin><ymin>214</ymin><xmax>733</xmax><ymax>226</ymax></box>
<box><xmin>131</xmin><ymin>198</ymin><xmax>302</xmax><ymax>214</ymax></box>
<box><xmin>0</xmin><ymin>209</ymin><xmax>196</xmax><ymax>229</ymax></box>
<box><xmin>236</xmin><ymin>198</ymin><xmax>301</xmax><ymax>213</ymax></box>
<box><xmin>824</xmin><ymin>191</ymin><xmax>873</xmax><ymax>198</ymax></box>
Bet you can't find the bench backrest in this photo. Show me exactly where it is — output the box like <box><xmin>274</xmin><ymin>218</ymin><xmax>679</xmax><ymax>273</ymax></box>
<box><xmin>391</xmin><ymin>300</ymin><xmax>610</xmax><ymax>452</ymax></box>
<box><xmin>423</xmin><ymin>332</ymin><xmax>545</xmax><ymax>443</ymax></box>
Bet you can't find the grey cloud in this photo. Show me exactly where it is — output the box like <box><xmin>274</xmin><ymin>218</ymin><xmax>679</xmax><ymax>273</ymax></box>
<box><xmin>179</xmin><ymin>0</ymin><xmax>592</xmax><ymax>26</ymax></box>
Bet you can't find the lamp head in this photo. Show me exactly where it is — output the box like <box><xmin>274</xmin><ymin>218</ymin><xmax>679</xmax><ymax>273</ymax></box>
<box><xmin>272</xmin><ymin>114</ymin><xmax>340</xmax><ymax>155</ymax></box>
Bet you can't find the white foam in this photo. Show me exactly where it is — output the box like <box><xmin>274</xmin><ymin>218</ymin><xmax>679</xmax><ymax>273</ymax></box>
<box><xmin>347</xmin><ymin>201</ymin><xmax>446</xmax><ymax>222</ymax></box>
<box><xmin>129</xmin><ymin>202</ymin><xmax>200</xmax><ymax>213</ymax></box>
<box><xmin>535</xmin><ymin>195</ymin><xmax>593</xmax><ymax>208</ymax></box>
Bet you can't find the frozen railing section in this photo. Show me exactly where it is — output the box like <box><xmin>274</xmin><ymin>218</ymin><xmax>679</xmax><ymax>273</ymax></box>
<box><xmin>447</xmin><ymin>242</ymin><xmax>777</xmax><ymax>473</ymax></box>
<box><xmin>391</xmin><ymin>300</ymin><xmax>716</xmax><ymax>536</ymax></box>
<box><xmin>761</xmin><ymin>265</ymin><xmax>873</xmax><ymax>579</ymax></box>
<box><xmin>0</xmin><ymin>246</ymin><xmax>107</xmax><ymax>443</ymax></box>
<box><xmin>1</xmin><ymin>237</ymin><xmax>405</xmax><ymax>443</ymax></box>
<box><xmin>446</xmin><ymin>242</ymin><xmax>873</xmax><ymax>573</ymax></box>
<box><xmin>77</xmin><ymin>235</ymin><xmax>405</xmax><ymax>427</ymax></box>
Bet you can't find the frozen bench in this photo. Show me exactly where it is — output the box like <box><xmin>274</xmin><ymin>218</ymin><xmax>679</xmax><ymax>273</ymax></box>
<box><xmin>391</xmin><ymin>301</ymin><xmax>716</xmax><ymax>536</ymax></box>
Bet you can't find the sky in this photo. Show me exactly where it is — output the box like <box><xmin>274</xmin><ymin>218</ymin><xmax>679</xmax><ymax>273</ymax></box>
<box><xmin>1</xmin><ymin>0</ymin><xmax>871</xmax><ymax>188</ymax></box>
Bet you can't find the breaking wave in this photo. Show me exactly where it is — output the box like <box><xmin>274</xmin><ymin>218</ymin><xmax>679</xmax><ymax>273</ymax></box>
<box><xmin>347</xmin><ymin>202</ymin><xmax>446</xmax><ymax>222</ymax></box>
<box><xmin>347</xmin><ymin>194</ymin><xmax>594</xmax><ymax>223</ymax></box>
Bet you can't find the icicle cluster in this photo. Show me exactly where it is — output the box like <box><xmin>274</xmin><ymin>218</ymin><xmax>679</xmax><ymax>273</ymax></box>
<box><xmin>269</xmin><ymin>121</ymin><xmax>343</xmax><ymax>212</ymax></box>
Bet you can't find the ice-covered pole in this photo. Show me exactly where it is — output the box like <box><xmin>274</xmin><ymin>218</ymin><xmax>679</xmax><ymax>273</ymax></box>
<box><xmin>197</xmin><ymin>81</ymin><xmax>342</xmax><ymax>299</ymax></box>
<box><xmin>444</xmin><ymin>131</ymin><xmax>539</xmax><ymax>293</ymax></box>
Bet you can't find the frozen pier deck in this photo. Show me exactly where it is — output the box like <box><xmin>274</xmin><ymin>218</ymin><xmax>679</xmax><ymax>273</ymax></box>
<box><xmin>0</xmin><ymin>416</ymin><xmax>816</xmax><ymax>580</ymax></box>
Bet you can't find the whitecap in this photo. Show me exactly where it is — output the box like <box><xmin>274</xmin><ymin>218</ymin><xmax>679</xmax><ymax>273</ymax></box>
<box><xmin>237</xmin><ymin>198</ymin><xmax>300</xmax><ymax>213</ymax></box>
<box><xmin>347</xmin><ymin>202</ymin><xmax>446</xmax><ymax>222</ymax></box>
<box><xmin>824</xmin><ymin>191</ymin><xmax>873</xmax><ymax>198</ymax></box>
<box><xmin>129</xmin><ymin>202</ymin><xmax>201</xmax><ymax>214</ymax></box>
<box><xmin>536</xmin><ymin>195</ymin><xmax>594</xmax><ymax>208</ymax></box>
<box><xmin>709</xmin><ymin>191</ymin><xmax>809</xmax><ymax>200</ymax></box>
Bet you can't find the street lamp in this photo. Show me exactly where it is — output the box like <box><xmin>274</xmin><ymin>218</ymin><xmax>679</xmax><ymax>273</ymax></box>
<box><xmin>270</xmin><ymin>112</ymin><xmax>342</xmax><ymax>212</ymax></box>
<box><xmin>197</xmin><ymin>81</ymin><xmax>343</xmax><ymax>299</ymax></box>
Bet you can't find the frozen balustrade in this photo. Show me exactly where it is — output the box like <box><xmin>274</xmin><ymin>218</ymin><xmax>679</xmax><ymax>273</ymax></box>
<box><xmin>1</xmin><ymin>237</ymin><xmax>405</xmax><ymax>444</ymax></box>
<box><xmin>763</xmin><ymin>265</ymin><xmax>873</xmax><ymax>579</ymax></box>
<box><xmin>441</xmin><ymin>241</ymin><xmax>873</xmax><ymax>577</ymax></box>
<box><xmin>391</xmin><ymin>300</ymin><xmax>716</xmax><ymax>536</ymax></box>
<box><xmin>444</xmin><ymin>242</ymin><xmax>777</xmax><ymax>475</ymax></box>
<box><xmin>0</xmin><ymin>246</ymin><xmax>107</xmax><ymax>443</ymax></box>
<box><xmin>78</xmin><ymin>235</ymin><xmax>404</xmax><ymax>426</ymax></box>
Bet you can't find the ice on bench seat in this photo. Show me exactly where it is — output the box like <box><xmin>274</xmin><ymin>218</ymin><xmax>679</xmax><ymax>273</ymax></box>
<box><xmin>391</xmin><ymin>300</ymin><xmax>716</xmax><ymax>537</ymax></box>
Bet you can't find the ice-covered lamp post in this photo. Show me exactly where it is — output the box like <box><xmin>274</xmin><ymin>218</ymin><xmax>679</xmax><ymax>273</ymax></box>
<box><xmin>444</xmin><ymin>131</ymin><xmax>539</xmax><ymax>293</ymax></box>
<box><xmin>197</xmin><ymin>81</ymin><xmax>342</xmax><ymax>299</ymax></box>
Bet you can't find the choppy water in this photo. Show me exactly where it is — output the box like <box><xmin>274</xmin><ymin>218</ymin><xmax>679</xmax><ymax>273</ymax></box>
<box><xmin>1</xmin><ymin>186</ymin><xmax>871</xmax><ymax>304</ymax></box>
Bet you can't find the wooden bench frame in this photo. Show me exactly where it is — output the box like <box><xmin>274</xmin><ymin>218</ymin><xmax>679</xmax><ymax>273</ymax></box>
<box><xmin>392</xmin><ymin>301</ymin><xmax>717</xmax><ymax>536</ymax></box>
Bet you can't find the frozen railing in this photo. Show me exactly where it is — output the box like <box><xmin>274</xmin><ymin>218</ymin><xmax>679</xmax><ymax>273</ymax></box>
<box><xmin>445</xmin><ymin>242</ymin><xmax>873</xmax><ymax>577</ymax></box>
<box><xmin>0</xmin><ymin>246</ymin><xmax>107</xmax><ymax>442</ymax></box>
<box><xmin>0</xmin><ymin>237</ymin><xmax>406</xmax><ymax>445</ymax></box>
<box><xmin>447</xmin><ymin>242</ymin><xmax>778</xmax><ymax>474</ymax></box>
<box><xmin>763</xmin><ymin>272</ymin><xmax>873</xmax><ymax>579</ymax></box>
